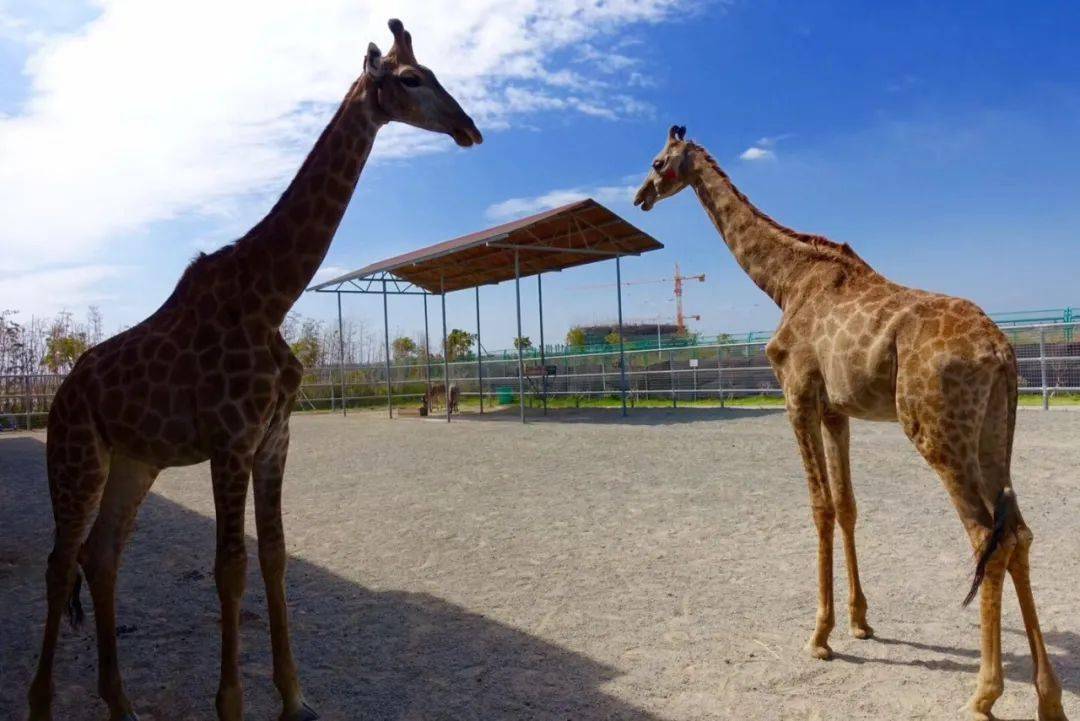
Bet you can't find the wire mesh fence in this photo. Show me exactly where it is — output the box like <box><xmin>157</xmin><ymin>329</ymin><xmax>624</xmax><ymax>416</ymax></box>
<box><xmin>3</xmin><ymin>322</ymin><xmax>1078</xmax><ymax>429</ymax></box>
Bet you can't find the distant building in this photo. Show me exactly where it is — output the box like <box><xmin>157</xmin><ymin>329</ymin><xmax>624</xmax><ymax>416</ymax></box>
<box><xmin>578</xmin><ymin>323</ymin><xmax>682</xmax><ymax>345</ymax></box>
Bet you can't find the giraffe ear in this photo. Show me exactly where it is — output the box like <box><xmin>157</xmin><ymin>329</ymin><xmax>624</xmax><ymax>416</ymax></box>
<box><xmin>364</xmin><ymin>42</ymin><xmax>386</xmax><ymax>78</ymax></box>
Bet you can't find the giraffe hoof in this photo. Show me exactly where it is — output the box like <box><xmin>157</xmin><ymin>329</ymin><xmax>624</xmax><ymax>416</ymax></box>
<box><xmin>850</xmin><ymin>622</ymin><xmax>874</xmax><ymax>640</ymax></box>
<box><xmin>806</xmin><ymin>642</ymin><xmax>832</xmax><ymax>660</ymax></box>
<box><xmin>281</xmin><ymin>701</ymin><xmax>319</xmax><ymax>721</ymax></box>
<box><xmin>1037</xmin><ymin>702</ymin><xmax>1068</xmax><ymax>721</ymax></box>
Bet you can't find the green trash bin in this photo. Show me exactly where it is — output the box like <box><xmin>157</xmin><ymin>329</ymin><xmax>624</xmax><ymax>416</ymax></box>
<box><xmin>496</xmin><ymin>386</ymin><xmax>515</xmax><ymax>405</ymax></box>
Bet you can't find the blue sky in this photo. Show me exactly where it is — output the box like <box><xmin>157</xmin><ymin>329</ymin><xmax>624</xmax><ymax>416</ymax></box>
<box><xmin>2</xmin><ymin>1</ymin><xmax>1078</xmax><ymax>351</ymax></box>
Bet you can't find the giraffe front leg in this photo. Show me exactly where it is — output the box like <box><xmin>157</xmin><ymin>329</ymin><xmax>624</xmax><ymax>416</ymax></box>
<box><xmin>785</xmin><ymin>384</ymin><xmax>836</xmax><ymax>660</ymax></box>
<box><xmin>81</xmin><ymin>456</ymin><xmax>157</xmax><ymax>721</ymax></box>
<box><xmin>254</xmin><ymin>418</ymin><xmax>318</xmax><ymax>721</ymax></box>
<box><xmin>211</xmin><ymin>453</ymin><xmax>252</xmax><ymax>721</ymax></box>
<box><xmin>821</xmin><ymin>410</ymin><xmax>872</xmax><ymax>640</ymax></box>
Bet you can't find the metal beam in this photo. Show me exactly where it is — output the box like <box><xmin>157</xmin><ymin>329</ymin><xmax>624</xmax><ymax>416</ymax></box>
<box><xmin>488</xmin><ymin>242</ymin><xmax>638</xmax><ymax>257</ymax></box>
<box><xmin>337</xmin><ymin>291</ymin><xmax>346</xmax><ymax>417</ymax></box>
<box><xmin>538</xmin><ymin>274</ymin><xmax>547</xmax><ymax>416</ymax></box>
<box><xmin>514</xmin><ymin>250</ymin><xmax>525</xmax><ymax>423</ymax></box>
<box><xmin>423</xmin><ymin>292</ymin><xmax>432</xmax><ymax>410</ymax></box>
<box><xmin>475</xmin><ymin>286</ymin><xmax>484</xmax><ymax>414</ymax></box>
<box><xmin>616</xmin><ymin>255</ymin><xmax>628</xmax><ymax>418</ymax></box>
<box><xmin>441</xmin><ymin>276</ymin><xmax>451</xmax><ymax>423</ymax></box>
<box><xmin>382</xmin><ymin>280</ymin><xmax>392</xmax><ymax>419</ymax></box>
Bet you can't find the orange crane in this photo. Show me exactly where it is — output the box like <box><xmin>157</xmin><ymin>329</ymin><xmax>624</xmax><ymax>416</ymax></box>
<box><xmin>572</xmin><ymin>263</ymin><xmax>705</xmax><ymax>334</ymax></box>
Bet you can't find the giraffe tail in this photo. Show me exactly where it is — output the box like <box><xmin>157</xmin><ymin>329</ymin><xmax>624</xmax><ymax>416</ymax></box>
<box><xmin>962</xmin><ymin>487</ymin><xmax>1017</xmax><ymax>607</ymax></box>
<box><xmin>66</xmin><ymin>570</ymin><xmax>85</xmax><ymax>628</ymax></box>
<box><xmin>57</xmin><ymin>528</ymin><xmax>85</xmax><ymax>628</ymax></box>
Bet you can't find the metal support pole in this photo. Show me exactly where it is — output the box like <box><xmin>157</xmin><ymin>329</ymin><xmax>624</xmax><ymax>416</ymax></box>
<box><xmin>514</xmin><ymin>250</ymin><xmax>525</xmax><ymax>423</ymax></box>
<box><xmin>616</xmin><ymin>255</ymin><xmax>628</xmax><ymax>418</ymax></box>
<box><xmin>337</xmin><ymin>291</ymin><xmax>347</xmax><ymax>417</ymax></box>
<box><xmin>441</xmin><ymin>277</ymin><xmax>451</xmax><ymax>423</ymax></box>
<box><xmin>538</xmin><ymin>274</ymin><xmax>547</xmax><ymax>415</ymax></box>
<box><xmin>382</xmin><ymin>280</ymin><xmax>392</xmax><ymax>419</ymax></box>
<box><xmin>1039</xmin><ymin>325</ymin><xmax>1049</xmax><ymax>411</ymax></box>
<box><xmin>670</xmin><ymin>349</ymin><xmax>677</xmax><ymax>408</ymax></box>
<box><xmin>423</xmin><ymin>293</ymin><xmax>433</xmax><ymax>406</ymax></box>
<box><xmin>475</xmin><ymin>286</ymin><xmax>483</xmax><ymax>414</ymax></box>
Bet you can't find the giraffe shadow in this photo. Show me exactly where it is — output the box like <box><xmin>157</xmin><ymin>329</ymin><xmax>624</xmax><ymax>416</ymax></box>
<box><xmin>832</xmin><ymin>629</ymin><xmax>1080</xmax><ymax>704</ymax></box>
<box><xmin>0</xmin><ymin>435</ymin><xmax>664</xmax><ymax>721</ymax></box>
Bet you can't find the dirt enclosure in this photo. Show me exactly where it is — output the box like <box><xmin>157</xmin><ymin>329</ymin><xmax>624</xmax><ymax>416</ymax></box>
<box><xmin>1</xmin><ymin>408</ymin><xmax>1078</xmax><ymax>720</ymax></box>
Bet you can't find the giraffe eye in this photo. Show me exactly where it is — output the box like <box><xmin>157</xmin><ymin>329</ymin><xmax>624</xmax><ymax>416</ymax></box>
<box><xmin>399</xmin><ymin>74</ymin><xmax>422</xmax><ymax>88</ymax></box>
<box><xmin>652</xmin><ymin>160</ymin><xmax>664</xmax><ymax>172</ymax></box>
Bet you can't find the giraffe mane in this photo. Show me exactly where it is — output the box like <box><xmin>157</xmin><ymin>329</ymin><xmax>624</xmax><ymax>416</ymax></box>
<box><xmin>687</xmin><ymin>142</ymin><xmax>873</xmax><ymax>271</ymax></box>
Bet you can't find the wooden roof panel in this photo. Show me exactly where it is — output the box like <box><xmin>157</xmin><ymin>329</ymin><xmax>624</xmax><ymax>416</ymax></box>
<box><xmin>309</xmin><ymin>198</ymin><xmax>664</xmax><ymax>294</ymax></box>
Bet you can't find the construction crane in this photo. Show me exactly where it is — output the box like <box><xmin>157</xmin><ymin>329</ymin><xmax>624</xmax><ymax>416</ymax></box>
<box><xmin>572</xmin><ymin>263</ymin><xmax>705</xmax><ymax>334</ymax></box>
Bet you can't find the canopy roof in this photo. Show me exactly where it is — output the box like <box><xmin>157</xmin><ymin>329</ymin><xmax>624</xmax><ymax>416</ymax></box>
<box><xmin>309</xmin><ymin>198</ymin><xmax>663</xmax><ymax>295</ymax></box>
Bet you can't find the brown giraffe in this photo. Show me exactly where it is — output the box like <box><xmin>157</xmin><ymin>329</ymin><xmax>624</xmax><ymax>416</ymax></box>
<box><xmin>634</xmin><ymin>126</ymin><xmax>1068</xmax><ymax>721</ymax></box>
<box><xmin>28</xmin><ymin>20</ymin><xmax>481</xmax><ymax>721</ymax></box>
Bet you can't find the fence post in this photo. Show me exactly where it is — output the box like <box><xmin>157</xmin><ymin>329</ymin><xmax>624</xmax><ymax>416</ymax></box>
<box><xmin>25</xmin><ymin>374</ymin><xmax>33</xmax><ymax>431</ymax></box>
<box><xmin>1039</xmin><ymin>326</ymin><xmax>1049</xmax><ymax>411</ymax></box>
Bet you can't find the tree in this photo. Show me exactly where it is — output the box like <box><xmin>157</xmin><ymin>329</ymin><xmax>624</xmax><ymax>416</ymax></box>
<box><xmin>392</xmin><ymin>335</ymin><xmax>417</xmax><ymax>361</ymax></box>
<box><xmin>290</xmin><ymin>318</ymin><xmax>324</xmax><ymax>368</ymax></box>
<box><xmin>444</xmin><ymin>328</ymin><xmax>475</xmax><ymax>361</ymax></box>
<box><xmin>513</xmin><ymin>336</ymin><xmax>533</xmax><ymax>350</ymax></box>
<box><xmin>87</xmin><ymin>306</ymin><xmax>105</xmax><ymax>345</ymax></box>
<box><xmin>604</xmin><ymin>330</ymin><xmax>623</xmax><ymax>346</ymax></box>
<box><xmin>41</xmin><ymin>312</ymin><xmax>89</xmax><ymax>374</ymax></box>
<box><xmin>565</xmin><ymin>326</ymin><xmax>587</xmax><ymax>350</ymax></box>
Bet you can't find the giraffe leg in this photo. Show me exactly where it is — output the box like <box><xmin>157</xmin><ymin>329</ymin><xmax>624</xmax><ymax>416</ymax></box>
<box><xmin>905</xmin><ymin>417</ymin><xmax>1010</xmax><ymax>720</ymax></box>
<box><xmin>253</xmin><ymin>418</ymin><xmax>317</xmax><ymax>721</ymax></box>
<box><xmin>28</xmin><ymin>424</ymin><xmax>108</xmax><ymax>721</ymax></box>
<box><xmin>821</xmin><ymin>409</ymin><xmax>872</xmax><ymax>639</ymax></box>
<box><xmin>211</xmin><ymin>452</ymin><xmax>253</xmax><ymax>721</ymax></box>
<box><xmin>785</xmin><ymin>384</ymin><xmax>836</xmax><ymax>660</ymax></box>
<box><xmin>977</xmin><ymin>378</ymin><xmax>1068</xmax><ymax>720</ymax></box>
<box><xmin>1008</xmin><ymin>531</ymin><xmax>1068</xmax><ymax>720</ymax></box>
<box><xmin>80</xmin><ymin>455</ymin><xmax>157</xmax><ymax>721</ymax></box>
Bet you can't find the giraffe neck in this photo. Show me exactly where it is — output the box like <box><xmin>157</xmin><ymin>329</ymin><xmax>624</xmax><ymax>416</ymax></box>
<box><xmin>686</xmin><ymin>145</ymin><xmax>871</xmax><ymax>309</ymax></box>
<box><xmin>234</xmin><ymin>73</ymin><xmax>385</xmax><ymax>322</ymax></box>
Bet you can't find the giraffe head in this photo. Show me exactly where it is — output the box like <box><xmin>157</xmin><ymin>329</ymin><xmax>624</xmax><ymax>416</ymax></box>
<box><xmin>633</xmin><ymin>124</ymin><xmax>692</xmax><ymax>211</ymax></box>
<box><xmin>364</xmin><ymin>19</ymin><xmax>483</xmax><ymax>147</ymax></box>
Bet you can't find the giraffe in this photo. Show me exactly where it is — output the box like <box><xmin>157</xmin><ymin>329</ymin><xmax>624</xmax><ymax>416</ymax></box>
<box><xmin>633</xmin><ymin>125</ymin><xmax>1068</xmax><ymax>721</ymax></box>
<box><xmin>27</xmin><ymin>19</ymin><xmax>481</xmax><ymax>721</ymax></box>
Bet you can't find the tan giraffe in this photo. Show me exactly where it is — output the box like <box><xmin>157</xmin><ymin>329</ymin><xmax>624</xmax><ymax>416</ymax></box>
<box><xmin>27</xmin><ymin>19</ymin><xmax>481</xmax><ymax>721</ymax></box>
<box><xmin>633</xmin><ymin>126</ymin><xmax>1068</xmax><ymax>721</ymax></box>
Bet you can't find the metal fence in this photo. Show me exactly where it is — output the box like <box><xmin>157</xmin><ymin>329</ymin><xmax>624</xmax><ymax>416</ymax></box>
<box><xmin>3</xmin><ymin>322</ymin><xmax>1078</xmax><ymax>430</ymax></box>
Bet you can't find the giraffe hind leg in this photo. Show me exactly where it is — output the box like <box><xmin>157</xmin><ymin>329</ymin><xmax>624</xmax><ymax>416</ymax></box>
<box><xmin>29</xmin><ymin>420</ymin><xmax>110</xmax><ymax>721</ymax></box>
<box><xmin>978</xmin><ymin>371</ymin><xmax>1068</xmax><ymax>719</ymax></box>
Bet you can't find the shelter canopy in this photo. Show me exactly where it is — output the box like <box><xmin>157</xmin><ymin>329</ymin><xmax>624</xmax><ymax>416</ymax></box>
<box><xmin>308</xmin><ymin>198</ymin><xmax>663</xmax><ymax>295</ymax></box>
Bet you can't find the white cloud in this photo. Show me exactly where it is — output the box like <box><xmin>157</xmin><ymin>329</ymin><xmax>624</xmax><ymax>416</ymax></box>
<box><xmin>486</xmin><ymin>183</ymin><xmax>637</xmax><ymax>220</ymax></box>
<box><xmin>0</xmin><ymin>0</ymin><xmax>688</xmax><ymax>274</ymax></box>
<box><xmin>0</xmin><ymin>264</ymin><xmax>129</xmax><ymax>318</ymax></box>
<box><xmin>739</xmin><ymin>147</ymin><xmax>776</xmax><ymax>161</ymax></box>
<box><xmin>739</xmin><ymin>133</ymin><xmax>791</xmax><ymax>161</ymax></box>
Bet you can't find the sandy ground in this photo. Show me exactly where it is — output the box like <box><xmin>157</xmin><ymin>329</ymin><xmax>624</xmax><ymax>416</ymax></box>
<box><xmin>1</xmin><ymin>407</ymin><xmax>1078</xmax><ymax>721</ymax></box>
